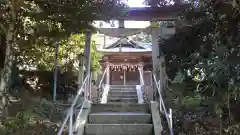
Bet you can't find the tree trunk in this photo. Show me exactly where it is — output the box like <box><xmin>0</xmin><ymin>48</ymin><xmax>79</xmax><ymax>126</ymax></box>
<box><xmin>0</xmin><ymin>35</ymin><xmax>6</xmax><ymax>74</ymax></box>
<box><xmin>0</xmin><ymin>23</ymin><xmax>15</xmax><ymax>118</ymax></box>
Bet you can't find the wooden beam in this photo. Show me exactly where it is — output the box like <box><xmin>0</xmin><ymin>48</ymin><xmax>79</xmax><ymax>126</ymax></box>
<box><xmin>97</xmin><ymin>27</ymin><xmax>175</xmax><ymax>38</ymax></box>
<box><xmin>97</xmin><ymin>4</ymin><xmax>190</xmax><ymax>21</ymax></box>
<box><xmin>102</xmin><ymin>52</ymin><xmax>152</xmax><ymax>56</ymax></box>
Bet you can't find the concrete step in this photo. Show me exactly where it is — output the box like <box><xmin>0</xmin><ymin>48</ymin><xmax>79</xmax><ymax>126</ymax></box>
<box><xmin>108</xmin><ymin>94</ymin><xmax>138</xmax><ymax>98</ymax></box>
<box><xmin>109</xmin><ymin>91</ymin><xmax>137</xmax><ymax>96</ymax></box>
<box><xmin>108</xmin><ymin>91</ymin><xmax>137</xmax><ymax>96</ymax></box>
<box><xmin>110</xmin><ymin>85</ymin><xmax>136</xmax><ymax>89</ymax></box>
<box><xmin>88</xmin><ymin>112</ymin><xmax>152</xmax><ymax>124</ymax></box>
<box><xmin>84</xmin><ymin>124</ymin><xmax>153</xmax><ymax>135</ymax></box>
<box><xmin>91</xmin><ymin>103</ymin><xmax>150</xmax><ymax>113</ymax></box>
<box><xmin>109</xmin><ymin>88</ymin><xmax>136</xmax><ymax>92</ymax></box>
<box><xmin>107</xmin><ymin>97</ymin><xmax>138</xmax><ymax>103</ymax></box>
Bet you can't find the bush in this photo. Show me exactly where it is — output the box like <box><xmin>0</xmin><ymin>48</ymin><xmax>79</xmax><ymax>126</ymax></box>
<box><xmin>0</xmin><ymin>109</ymin><xmax>33</xmax><ymax>135</ymax></box>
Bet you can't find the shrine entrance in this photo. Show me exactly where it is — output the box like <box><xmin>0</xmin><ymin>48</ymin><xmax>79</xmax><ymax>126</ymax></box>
<box><xmin>109</xmin><ymin>63</ymin><xmax>141</xmax><ymax>85</ymax></box>
<box><xmin>98</xmin><ymin>38</ymin><xmax>152</xmax><ymax>86</ymax></box>
<box><xmin>111</xmin><ymin>70</ymin><xmax>140</xmax><ymax>85</ymax></box>
<box><xmin>58</xmin><ymin>2</ymin><xmax>188</xmax><ymax>135</ymax></box>
<box><xmin>125</xmin><ymin>70</ymin><xmax>139</xmax><ymax>85</ymax></box>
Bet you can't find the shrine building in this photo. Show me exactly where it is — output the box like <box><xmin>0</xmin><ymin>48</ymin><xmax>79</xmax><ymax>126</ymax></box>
<box><xmin>98</xmin><ymin>37</ymin><xmax>153</xmax><ymax>86</ymax></box>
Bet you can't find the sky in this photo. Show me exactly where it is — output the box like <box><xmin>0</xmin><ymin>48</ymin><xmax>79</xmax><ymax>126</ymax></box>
<box><xmin>126</xmin><ymin>0</ymin><xmax>150</xmax><ymax>28</ymax></box>
<box><xmin>127</xmin><ymin>0</ymin><xmax>145</xmax><ymax>7</ymax></box>
<box><xmin>93</xmin><ymin>0</ymin><xmax>150</xmax><ymax>28</ymax></box>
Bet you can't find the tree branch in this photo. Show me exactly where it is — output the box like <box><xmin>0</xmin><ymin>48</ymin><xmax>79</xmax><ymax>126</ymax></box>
<box><xmin>10</xmin><ymin>0</ymin><xmax>16</xmax><ymax>23</ymax></box>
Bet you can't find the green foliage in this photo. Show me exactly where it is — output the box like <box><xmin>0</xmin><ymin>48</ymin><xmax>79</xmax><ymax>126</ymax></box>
<box><xmin>18</xmin><ymin>34</ymin><xmax>102</xmax><ymax>73</ymax></box>
<box><xmin>163</xmin><ymin>0</ymin><xmax>240</xmax><ymax>104</ymax></box>
<box><xmin>182</xmin><ymin>94</ymin><xmax>202</xmax><ymax>109</ymax></box>
<box><xmin>0</xmin><ymin>0</ymin><xmax>126</xmax><ymax>70</ymax></box>
<box><xmin>159</xmin><ymin>0</ymin><xmax>240</xmax><ymax>134</ymax></box>
<box><xmin>0</xmin><ymin>108</ymin><xmax>33</xmax><ymax>134</ymax></box>
<box><xmin>130</xmin><ymin>32</ymin><xmax>152</xmax><ymax>43</ymax></box>
<box><xmin>224</xmin><ymin>124</ymin><xmax>240</xmax><ymax>135</ymax></box>
<box><xmin>0</xmin><ymin>0</ymin><xmax>126</xmax><ymax>122</ymax></box>
<box><xmin>0</xmin><ymin>0</ymin><xmax>123</xmax><ymax>73</ymax></box>
<box><xmin>172</xmin><ymin>70</ymin><xmax>185</xmax><ymax>83</ymax></box>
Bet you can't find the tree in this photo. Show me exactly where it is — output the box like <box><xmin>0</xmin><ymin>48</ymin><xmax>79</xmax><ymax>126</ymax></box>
<box><xmin>19</xmin><ymin>34</ymin><xmax>101</xmax><ymax>72</ymax></box>
<box><xmin>0</xmin><ymin>0</ymin><xmax>25</xmax><ymax>118</ymax></box>
<box><xmin>130</xmin><ymin>32</ymin><xmax>152</xmax><ymax>43</ymax></box>
<box><xmin>159</xmin><ymin>0</ymin><xmax>240</xmax><ymax>134</ymax></box>
<box><xmin>0</xmin><ymin>0</ymin><xmax>125</xmax><ymax>118</ymax></box>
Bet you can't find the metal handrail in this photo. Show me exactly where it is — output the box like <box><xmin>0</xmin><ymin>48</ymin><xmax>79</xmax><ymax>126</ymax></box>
<box><xmin>153</xmin><ymin>74</ymin><xmax>174</xmax><ymax>135</ymax></box>
<box><xmin>57</xmin><ymin>75</ymin><xmax>89</xmax><ymax>135</ymax></box>
<box><xmin>97</xmin><ymin>67</ymin><xmax>108</xmax><ymax>103</ymax></box>
<box><xmin>138</xmin><ymin>67</ymin><xmax>145</xmax><ymax>86</ymax></box>
<box><xmin>98</xmin><ymin>67</ymin><xmax>107</xmax><ymax>89</ymax></box>
<box><xmin>157</xmin><ymin>79</ymin><xmax>173</xmax><ymax>129</ymax></box>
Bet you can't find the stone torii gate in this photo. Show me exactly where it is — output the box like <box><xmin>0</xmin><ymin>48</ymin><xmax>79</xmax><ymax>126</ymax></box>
<box><xmin>56</xmin><ymin>3</ymin><xmax>189</xmax><ymax>135</ymax></box>
<box><xmin>52</xmin><ymin>3</ymin><xmax>188</xmax><ymax>101</ymax></box>
<box><xmin>93</xmin><ymin>4</ymin><xmax>187</xmax><ymax>96</ymax></box>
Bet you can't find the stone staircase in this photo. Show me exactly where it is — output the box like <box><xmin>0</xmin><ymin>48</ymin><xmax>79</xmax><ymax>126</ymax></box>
<box><xmin>81</xmin><ymin>85</ymin><xmax>162</xmax><ymax>135</ymax></box>
<box><xmin>84</xmin><ymin>103</ymin><xmax>154</xmax><ymax>135</ymax></box>
<box><xmin>60</xmin><ymin>85</ymin><xmax>163</xmax><ymax>135</ymax></box>
<box><xmin>107</xmin><ymin>85</ymin><xmax>138</xmax><ymax>103</ymax></box>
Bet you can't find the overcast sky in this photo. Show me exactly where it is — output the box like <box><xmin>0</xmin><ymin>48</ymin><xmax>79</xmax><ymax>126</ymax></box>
<box><xmin>125</xmin><ymin>0</ymin><xmax>150</xmax><ymax>28</ymax></box>
<box><xmin>93</xmin><ymin>0</ymin><xmax>150</xmax><ymax>28</ymax></box>
<box><xmin>127</xmin><ymin>0</ymin><xmax>145</xmax><ymax>7</ymax></box>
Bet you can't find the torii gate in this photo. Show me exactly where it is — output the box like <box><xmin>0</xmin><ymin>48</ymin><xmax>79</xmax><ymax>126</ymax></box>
<box><xmin>56</xmin><ymin>3</ymin><xmax>189</xmax><ymax>135</ymax></box>
<box><xmin>52</xmin><ymin>3</ymin><xmax>188</xmax><ymax>101</ymax></box>
<box><xmin>93</xmin><ymin>4</ymin><xmax>187</xmax><ymax>97</ymax></box>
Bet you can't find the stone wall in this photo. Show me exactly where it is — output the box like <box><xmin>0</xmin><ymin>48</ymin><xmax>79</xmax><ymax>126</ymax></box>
<box><xmin>143</xmin><ymin>86</ymin><xmax>153</xmax><ymax>103</ymax></box>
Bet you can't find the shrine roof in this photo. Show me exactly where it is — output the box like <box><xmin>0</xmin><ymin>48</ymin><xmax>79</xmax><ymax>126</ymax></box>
<box><xmin>98</xmin><ymin>47</ymin><xmax>151</xmax><ymax>53</ymax></box>
<box><xmin>105</xmin><ymin>38</ymin><xmax>144</xmax><ymax>49</ymax></box>
<box><xmin>97</xmin><ymin>38</ymin><xmax>152</xmax><ymax>53</ymax></box>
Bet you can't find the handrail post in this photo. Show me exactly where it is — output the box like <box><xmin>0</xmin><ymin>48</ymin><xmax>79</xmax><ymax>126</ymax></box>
<box><xmin>158</xmin><ymin>80</ymin><xmax>163</xmax><ymax>112</ymax></box>
<box><xmin>159</xmin><ymin>98</ymin><xmax>163</xmax><ymax>113</ymax></box>
<box><xmin>84</xmin><ymin>79</ymin><xmax>88</xmax><ymax>100</ymax></box>
<box><xmin>153</xmin><ymin>75</ymin><xmax>157</xmax><ymax>101</ymax></box>
<box><xmin>89</xmin><ymin>72</ymin><xmax>92</xmax><ymax>100</ymax></box>
<box><xmin>106</xmin><ymin>64</ymin><xmax>110</xmax><ymax>85</ymax></box>
<box><xmin>123</xmin><ymin>69</ymin><xmax>126</xmax><ymax>86</ymax></box>
<box><xmin>169</xmin><ymin>108</ymin><xmax>173</xmax><ymax>129</ymax></box>
<box><xmin>69</xmin><ymin>108</ymin><xmax>73</xmax><ymax>135</ymax></box>
<box><xmin>97</xmin><ymin>86</ymin><xmax>100</xmax><ymax>103</ymax></box>
<box><xmin>138</xmin><ymin>68</ymin><xmax>141</xmax><ymax>86</ymax></box>
<box><xmin>138</xmin><ymin>67</ymin><xmax>144</xmax><ymax>87</ymax></box>
<box><xmin>97</xmin><ymin>67</ymin><xmax>108</xmax><ymax>103</ymax></box>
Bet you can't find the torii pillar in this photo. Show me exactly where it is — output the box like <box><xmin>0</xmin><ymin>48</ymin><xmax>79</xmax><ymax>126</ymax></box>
<box><xmin>150</xmin><ymin>22</ymin><xmax>161</xmax><ymax>101</ymax></box>
<box><xmin>151</xmin><ymin>0</ymin><xmax>161</xmax><ymax>100</ymax></box>
<box><xmin>150</xmin><ymin>23</ymin><xmax>160</xmax><ymax>80</ymax></box>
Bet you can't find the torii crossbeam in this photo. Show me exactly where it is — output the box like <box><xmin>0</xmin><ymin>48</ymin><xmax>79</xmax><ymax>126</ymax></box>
<box><xmin>96</xmin><ymin>4</ymin><xmax>189</xmax><ymax>21</ymax></box>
